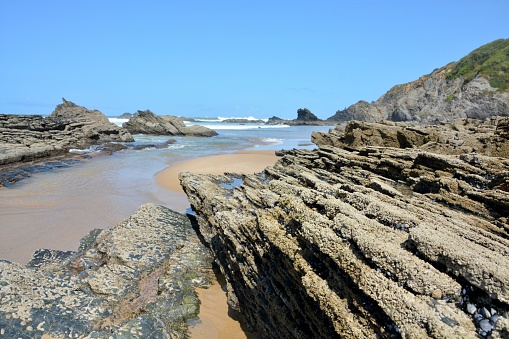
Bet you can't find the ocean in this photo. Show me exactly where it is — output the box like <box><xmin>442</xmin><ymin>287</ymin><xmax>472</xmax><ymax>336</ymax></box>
<box><xmin>0</xmin><ymin>117</ymin><xmax>335</xmax><ymax>263</ymax></box>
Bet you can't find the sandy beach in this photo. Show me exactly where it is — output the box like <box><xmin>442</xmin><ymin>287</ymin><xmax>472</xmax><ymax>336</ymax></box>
<box><xmin>0</xmin><ymin>149</ymin><xmax>279</xmax><ymax>337</ymax></box>
<box><xmin>157</xmin><ymin>150</ymin><xmax>279</xmax><ymax>339</ymax></box>
<box><xmin>156</xmin><ymin>150</ymin><xmax>279</xmax><ymax>192</ymax></box>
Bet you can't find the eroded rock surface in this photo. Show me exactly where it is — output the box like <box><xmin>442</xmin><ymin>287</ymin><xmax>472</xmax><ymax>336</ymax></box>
<box><xmin>123</xmin><ymin>110</ymin><xmax>218</xmax><ymax>137</ymax></box>
<box><xmin>0</xmin><ymin>99</ymin><xmax>133</xmax><ymax>167</ymax></box>
<box><xmin>180</xmin><ymin>118</ymin><xmax>509</xmax><ymax>338</ymax></box>
<box><xmin>0</xmin><ymin>203</ymin><xmax>213</xmax><ymax>338</ymax></box>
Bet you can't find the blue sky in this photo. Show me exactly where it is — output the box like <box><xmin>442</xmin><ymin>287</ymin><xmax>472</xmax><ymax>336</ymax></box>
<box><xmin>1</xmin><ymin>1</ymin><xmax>508</xmax><ymax>119</ymax></box>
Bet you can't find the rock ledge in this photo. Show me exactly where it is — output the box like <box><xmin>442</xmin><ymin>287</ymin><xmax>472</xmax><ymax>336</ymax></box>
<box><xmin>180</xmin><ymin>118</ymin><xmax>509</xmax><ymax>338</ymax></box>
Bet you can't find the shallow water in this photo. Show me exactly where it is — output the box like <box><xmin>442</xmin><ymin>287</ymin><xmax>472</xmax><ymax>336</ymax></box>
<box><xmin>0</xmin><ymin>124</ymin><xmax>334</xmax><ymax>263</ymax></box>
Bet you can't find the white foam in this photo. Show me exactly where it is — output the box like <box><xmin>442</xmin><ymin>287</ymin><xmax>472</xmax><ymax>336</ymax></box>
<box><xmin>217</xmin><ymin>116</ymin><xmax>269</xmax><ymax>122</ymax></box>
<box><xmin>261</xmin><ymin>138</ymin><xmax>284</xmax><ymax>144</ymax></box>
<box><xmin>109</xmin><ymin>118</ymin><xmax>129</xmax><ymax>126</ymax></box>
<box><xmin>69</xmin><ymin>146</ymin><xmax>100</xmax><ymax>154</ymax></box>
<box><xmin>195</xmin><ymin>124</ymin><xmax>290</xmax><ymax>130</ymax></box>
<box><xmin>191</xmin><ymin>116</ymin><xmax>269</xmax><ymax>123</ymax></box>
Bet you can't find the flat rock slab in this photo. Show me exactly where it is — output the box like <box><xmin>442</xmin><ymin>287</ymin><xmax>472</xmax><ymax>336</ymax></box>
<box><xmin>0</xmin><ymin>203</ymin><xmax>213</xmax><ymax>338</ymax></box>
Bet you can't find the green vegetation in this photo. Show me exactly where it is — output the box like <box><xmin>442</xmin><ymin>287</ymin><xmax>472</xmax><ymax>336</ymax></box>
<box><xmin>446</xmin><ymin>38</ymin><xmax>509</xmax><ymax>91</ymax></box>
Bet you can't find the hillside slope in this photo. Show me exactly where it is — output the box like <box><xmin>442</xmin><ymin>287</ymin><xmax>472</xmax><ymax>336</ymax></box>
<box><xmin>329</xmin><ymin>39</ymin><xmax>509</xmax><ymax>123</ymax></box>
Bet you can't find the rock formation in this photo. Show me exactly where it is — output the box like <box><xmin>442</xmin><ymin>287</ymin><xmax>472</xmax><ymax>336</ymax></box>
<box><xmin>0</xmin><ymin>99</ymin><xmax>134</xmax><ymax>167</ymax></box>
<box><xmin>122</xmin><ymin>110</ymin><xmax>218</xmax><ymax>137</ymax></box>
<box><xmin>180</xmin><ymin>118</ymin><xmax>509</xmax><ymax>338</ymax></box>
<box><xmin>267</xmin><ymin>109</ymin><xmax>333</xmax><ymax>126</ymax></box>
<box><xmin>0</xmin><ymin>203</ymin><xmax>213</xmax><ymax>338</ymax></box>
<box><xmin>329</xmin><ymin>39</ymin><xmax>509</xmax><ymax>123</ymax></box>
<box><xmin>296</xmin><ymin>108</ymin><xmax>319</xmax><ymax>121</ymax></box>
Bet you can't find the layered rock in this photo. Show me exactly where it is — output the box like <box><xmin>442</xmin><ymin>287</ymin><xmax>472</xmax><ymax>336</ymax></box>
<box><xmin>313</xmin><ymin>117</ymin><xmax>509</xmax><ymax>158</ymax></box>
<box><xmin>0</xmin><ymin>203</ymin><xmax>213</xmax><ymax>338</ymax></box>
<box><xmin>329</xmin><ymin>69</ymin><xmax>509</xmax><ymax>124</ymax></box>
<box><xmin>0</xmin><ymin>99</ymin><xmax>134</xmax><ymax>166</ymax></box>
<box><xmin>122</xmin><ymin>110</ymin><xmax>218</xmax><ymax>137</ymax></box>
<box><xmin>180</xmin><ymin>118</ymin><xmax>509</xmax><ymax>338</ymax></box>
<box><xmin>328</xmin><ymin>39</ymin><xmax>509</xmax><ymax>123</ymax></box>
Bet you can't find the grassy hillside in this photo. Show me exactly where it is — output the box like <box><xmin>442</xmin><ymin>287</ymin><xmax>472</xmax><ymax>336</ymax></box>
<box><xmin>446</xmin><ymin>38</ymin><xmax>509</xmax><ymax>91</ymax></box>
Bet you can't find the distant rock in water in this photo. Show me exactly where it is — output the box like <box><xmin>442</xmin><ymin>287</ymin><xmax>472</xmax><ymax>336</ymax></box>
<box><xmin>267</xmin><ymin>109</ymin><xmax>333</xmax><ymax>126</ymax></box>
<box><xmin>0</xmin><ymin>99</ymin><xmax>133</xmax><ymax>167</ymax></box>
<box><xmin>296</xmin><ymin>107</ymin><xmax>319</xmax><ymax>121</ymax></box>
<box><xmin>123</xmin><ymin>110</ymin><xmax>218</xmax><ymax>137</ymax></box>
<box><xmin>0</xmin><ymin>203</ymin><xmax>213</xmax><ymax>338</ymax></box>
<box><xmin>180</xmin><ymin>117</ymin><xmax>509</xmax><ymax>338</ymax></box>
<box><xmin>118</xmin><ymin>112</ymin><xmax>133</xmax><ymax>119</ymax></box>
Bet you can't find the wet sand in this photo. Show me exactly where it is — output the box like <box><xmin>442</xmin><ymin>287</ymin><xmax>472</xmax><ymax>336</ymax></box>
<box><xmin>157</xmin><ymin>150</ymin><xmax>279</xmax><ymax>339</ymax></box>
<box><xmin>156</xmin><ymin>150</ymin><xmax>279</xmax><ymax>192</ymax></box>
<box><xmin>0</xmin><ymin>154</ymin><xmax>182</xmax><ymax>264</ymax></box>
<box><xmin>0</xmin><ymin>150</ymin><xmax>278</xmax><ymax>337</ymax></box>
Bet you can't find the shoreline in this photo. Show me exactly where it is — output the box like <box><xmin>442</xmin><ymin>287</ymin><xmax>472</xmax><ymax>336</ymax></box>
<box><xmin>156</xmin><ymin>150</ymin><xmax>279</xmax><ymax>193</ymax></box>
<box><xmin>0</xmin><ymin>149</ymin><xmax>280</xmax><ymax>338</ymax></box>
<box><xmin>157</xmin><ymin>150</ymin><xmax>279</xmax><ymax>339</ymax></box>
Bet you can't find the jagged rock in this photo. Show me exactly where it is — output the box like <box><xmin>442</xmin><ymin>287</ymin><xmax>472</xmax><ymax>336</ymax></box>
<box><xmin>180</xmin><ymin>118</ymin><xmax>509</xmax><ymax>338</ymax></box>
<box><xmin>0</xmin><ymin>203</ymin><xmax>213</xmax><ymax>338</ymax></box>
<box><xmin>312</xmin><ymin>118</ymin><xmax>509</xmax><ymax>158</ymax></box>
<box><xmin>267</xmin><ymin>110</ymin><xmax>333</xmax><ymax>126</ymax></box>
<box><xmin>0</xmin><ymin>99</ymin><xmax>134</xmax><ymax>167</ymax></box>
<box><xmin>328</xmin><ymin>100</ymin><xmax>384</xmax><ymax>122</ymax></box>
<box><xmin>123</xmin><ymin>110</ymin><xmax>218</xmax><ymax>137</ymax></box>
<box><xmin>296</xmin><ymin>108</ymin><xmax>319</xmax><ymax>121</ymax></box>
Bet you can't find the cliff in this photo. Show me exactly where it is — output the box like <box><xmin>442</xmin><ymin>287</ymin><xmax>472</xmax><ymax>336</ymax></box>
<box><xmin>329</xmin><ymin>39</ymin><xmax>509</xmax><ymax>123</ymax></box>
<box><xmin>180</xmin><ymin>118</ymin><xmax>509</xmax><ymax>338</ymax></box>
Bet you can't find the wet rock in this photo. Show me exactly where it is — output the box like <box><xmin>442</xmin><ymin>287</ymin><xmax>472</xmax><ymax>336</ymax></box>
<box><xmin>479</xmin><ymin>319</ymin><xmax>493</xmax><ymax>333</ymax></box>
<box><xmin>0</xmin><ymin>203</ymin><xmax>213</xmax><ymax>338</ymax></box>
<box><xmin>0</xmin><ymin>154</ymin><xmax>87</xmax><ymax>187</ymax></box>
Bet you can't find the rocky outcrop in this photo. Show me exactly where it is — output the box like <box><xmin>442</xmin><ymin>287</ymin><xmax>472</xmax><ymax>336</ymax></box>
<box><xmin>0</xmin><ymin>99</ymin><xmax>134</xmax><ymax>166</ymax></box>
<box><xmin>328</xmin><ymin>39</ymin><xmax>509</xmax><ymax>123</ymax></box>
<box><xmin>180</xmin><ymin>118</ymin><xmax>509</xmax><ymax>338</ymax></box>
<box><xmin>329</xmin><ymin>69</ymin><xmax>509</xmax><ymax>124</ymax></box>
<box><xmin>123</xmin><ymin>110</ymin><xmax>218</xmax><ymax>137</ymax></box>
<box><xmin>118</xmin><ymin>112</ymin><xmax>133</xmax><ymax>119</ymax></box>
<box><xmin>313</xmin><ymin>117</ymin><xmax>509</xmax><ymax>158</ymax></box>
<box><xmin>296</xmin><ymin>108</ymin><xmax>319</xmax><ymax>121</ymax></box>
<box><xmin>267</xmin><ymin>109</ymin><xmax>334</xmax><ymax>126</ymax></box>
<box><xmin>0</xmin><ymin>203</ymin><xmax>213</xmax><ymax>338</ymax></box>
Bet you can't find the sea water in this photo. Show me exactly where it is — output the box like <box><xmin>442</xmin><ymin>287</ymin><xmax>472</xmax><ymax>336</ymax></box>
<box><xmin>0</xmin><ymin>117</ymin><xmax>335</xmax><ymax>263</ymax></box>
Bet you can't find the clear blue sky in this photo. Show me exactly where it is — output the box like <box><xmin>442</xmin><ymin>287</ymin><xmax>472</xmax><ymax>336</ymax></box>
<box><xmin>1</xmin><ymin>1</ymin><xmax>508</xmax><ymax>119</ymax></box>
